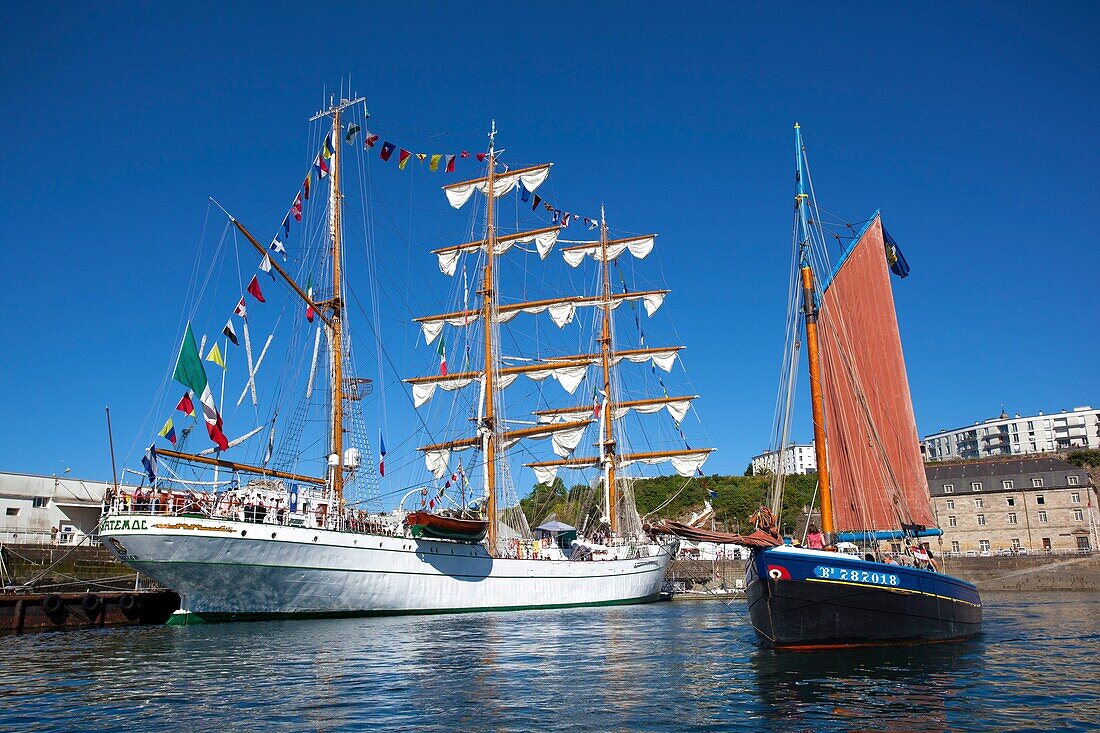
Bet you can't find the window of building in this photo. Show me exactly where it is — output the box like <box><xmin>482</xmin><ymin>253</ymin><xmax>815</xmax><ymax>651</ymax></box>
<box><xmin>1036</xmin><ymin>495</ymin><xmax>1045</xmax><ymax>505</ymax></box>
<box><xmin>1032</xmin><ymin>478</ymin><xmax>1044</xmax><ymax>488</ymax></box>
<box><xmin>1002</xmin><ymin>480</ymin><xmax>1014</xmax><ymax>489</ymax></box>
<box><xmin>1027</xmin><ymin>421</ymin><xmax>1034</xmax><ymax>430</ymax></box>
<box><xmin>1011</xmin><ymin>538</ymin><xmax>1021</xmax><ymax>550</ymax></box>
<box><xmin>5</xmin><ymin>507</ymin><xmax>18</xmax><ymax>516</ymax></box>
<box><xmin>946</xmin><ymin>499</ymin><xmax>955</xmax><ymax>510</ymax></box>
<box><xmin>948</xmin><ymin>516</ymin><xmax>957</xmax><ymax>527</ymax></box>
<box><xmin>951</xmin><ymin>541</ymin><xmax>960</xmax><ymax>553</ymax></box>
<box><xmin>1038</xmin><ymin>510</ymin><xmax>1048</xmax><ymax>523</ymax></box>
<box><xmin>1071</xmin><ymin>492</ymin><xmax>1080</xmax><ymax>504</ymax></box>
<box><xmin>1074</xmin><ymin>509</ymin><xmax>1084</xmax><ymax>522</ymax></box>
<box><xmin>943</xmin><ymin>483</ymin><xmax>954</xmax><ymax>494</ymax></box>
<box><xmin>1068</xmin><ymin>475</ymin><xmax>1079</xmax><ymax>486</ymax></box>
<box><xmin>977</xmin><ymin>514</ymin><xmax>987</xmax><ymax>526</ymax></box>
<box><xmin>890</xmin><ymin>542</ymin><xmax>902</xmax><ymax>554</ymax></box>
<box><xmin>1006</xmin><ymin>497</ymin><xmax>1016</xmax><ymax>507</ymax></box>
<box><xmin>974</xmin><ymin>498</ymin><xmax>984</xmax><ymax>508</ymax></box>
<box><xmin>972</xmin><ymin>482</ymin><xmax>983</xmax><ymax>491</ymax></box>
<box><xmin>32</xmin><ymin>497</ymin><xmax>48</xmax><ymax>508</ymax></box>
<box><xmin>1042</xmin><ymin>538</ymin><xmax>1052</xmax><ymax>551</ymax></box>
<box><xmin>1008</xmin><ymin>512</ymin><xmax>1018</xmax><ymax>525</ymax></box>
<box><xmin>979</xmin><ymin>540</ymin><xmax>990</xmax><ymax>552</ymax></box>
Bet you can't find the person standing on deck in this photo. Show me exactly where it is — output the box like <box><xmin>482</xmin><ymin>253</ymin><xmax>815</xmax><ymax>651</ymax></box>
<box><xmin>806</xmin><ymin>524</ymin><xmax>826</xmax><ymax>550</ymax></box>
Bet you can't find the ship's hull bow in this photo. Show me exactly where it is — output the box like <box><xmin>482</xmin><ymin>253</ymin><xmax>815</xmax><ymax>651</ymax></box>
<box><xmin>746</xmin><ymin>546</ymin><xmax>982</xmax><ymax>650</ymax></box>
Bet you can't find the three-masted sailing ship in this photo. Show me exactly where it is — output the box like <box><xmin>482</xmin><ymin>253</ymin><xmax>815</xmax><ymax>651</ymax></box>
<box><xmin>98</xmin><ymin>96</ymin><xmax>712</xmax><ymax>623</ymax></box>
<box><xmin>742</xmin><ymin>125</ymin><xmax>982</xmax><ymax>648</ymax></box>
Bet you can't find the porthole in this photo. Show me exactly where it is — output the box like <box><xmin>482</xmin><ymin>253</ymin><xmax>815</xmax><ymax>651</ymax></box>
<box><xmin>271</xmin><ymin>533</ymin><xmax>277</xmax><ymax>539</ymax></box>
<box><xmin>241</xmin><ymin>530</ymin><xmax>247</xmax><ymax>537</ymax></box>
<box><xmin>313</xmin><ymin>536</ymin><xmax>319</xmax><ymax>543</ymax></box>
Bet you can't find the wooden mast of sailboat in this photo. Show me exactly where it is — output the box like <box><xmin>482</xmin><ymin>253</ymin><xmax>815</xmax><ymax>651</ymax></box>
<box><xmin>598</xmin><ymin>206</ymin><xmax>618</xmax><ymax>534</ymax></box>
<box><xmin>482</xmin><ymin>121</ymin><xmax>499</xmax><ymax>553</ymax></box>
<box><xmin>310</xmin><ymin>95</ymin><xmax>364</xmax><ymax>510</ymax></box>
<box><xmin>795</xmin><ymin>122</ymin><xmax>834</xmax><ymax>535</ymax></box>
<box><xmin>330</xmin><ymin>102</ymin><xmax>346</xmax><ymax>507</ymax></box>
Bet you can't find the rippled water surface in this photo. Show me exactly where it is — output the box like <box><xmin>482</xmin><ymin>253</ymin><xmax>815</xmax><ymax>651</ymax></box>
<box><xmin>2</xmin><ymin>591</ymin><xmax>1097</xmax><ymax>732</ymax></box>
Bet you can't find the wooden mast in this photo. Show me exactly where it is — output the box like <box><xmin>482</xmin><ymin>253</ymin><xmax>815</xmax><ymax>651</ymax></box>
<box><xmin>598</xmin><ymin>205</ymin><xmax>618</xmax><ymax>534</ymax></box>
<box><xmin>482</xmin><ymin>122</ymin><xmax>498</xmax><ymax>553</ymax></box>
<box><xmin>307</xmin><ymin>95</ymin><xmax>363</xmax><ymax>512</ymax></box>
<box><xmin>795</xmin><ymin>123</ymin><xmax>834</xmax><ymax>534</ymax></box>
<box><xmin>327</xmin><ymin>102</ymin><xmax>347</xmax><ymax>509</ymax></box>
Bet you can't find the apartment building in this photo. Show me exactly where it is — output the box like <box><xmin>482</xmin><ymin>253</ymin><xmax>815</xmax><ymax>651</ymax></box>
<box><xmin>926</xmin><ymin>456</ymin><xmax>1097</xmax><ymax>555</ymax></box>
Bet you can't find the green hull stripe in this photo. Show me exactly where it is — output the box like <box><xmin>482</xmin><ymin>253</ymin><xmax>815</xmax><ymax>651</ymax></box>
<box><xmin>165</xmin><ymin>594</ymin><xmax>661</xmax><ymax>626</ymax></box>
<box><xmin>130</xmin><ymin>557</ymin><xmax>664</xmax><ymax>581</ymax></box>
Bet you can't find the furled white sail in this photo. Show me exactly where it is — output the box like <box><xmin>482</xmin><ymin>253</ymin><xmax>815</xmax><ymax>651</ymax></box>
<box><xmin>418</xmin><ymin>291</ymin><xmax>668</xmax><ymax>346</ymax></box>
<box><xmin>621</xmin><ymin>451</ymin><xmax>711</xmax><ymax>478</ymax></box>
<box><xmin>444</xmin><ymin>164</ymin><xmax>552</xmax><ymax>209</ymax></box>
<box><xmin>435</xmin><ymin>227</ymin><xmax>560</xmax><ymax>276</ymax></box>
<box><xmin>527</xmin><ymin>448</ymin><xmax>713</xmax><ymax>483</ymax></box>
<box><xmin>411</xmin><ymin>375</ymin><xmax>479</xmax><ymax>409</ymax></box>
<box><xmin>562</xmin><ymin>235</ymin><xmax>655</xmax><ymax>268</ymax></box>
<box><xmin>537</xmin><ymin>396</ymin><xmax>697</xmax><ymax>425</ymax></box>
<box><xmin>423</xmin><ymin>421</ymin><xmax>591</xmax><ymax>478</ymax></box>
<box><xmin>408</xmin><ymin>361</ymin><xmax>595</xmax><ymax>408</ymax></box>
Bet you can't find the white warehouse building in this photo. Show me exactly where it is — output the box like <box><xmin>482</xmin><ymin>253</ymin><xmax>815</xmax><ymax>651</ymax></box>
<box><xmin>923</xmin><ymin>406</ymin><xmax>1100</xmax><ymax>462</ymax></box>
<box><xmin>751</xmin><ymin>443</ymin><xmax>817</xmax><ymax>476</ymax></box>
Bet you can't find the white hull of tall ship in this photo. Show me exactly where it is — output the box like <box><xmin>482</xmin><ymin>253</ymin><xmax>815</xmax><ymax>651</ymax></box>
<box><xmin>99</xmin><ymin>514</ymin><xmax>674</xmax><ymax>624</ymax></box>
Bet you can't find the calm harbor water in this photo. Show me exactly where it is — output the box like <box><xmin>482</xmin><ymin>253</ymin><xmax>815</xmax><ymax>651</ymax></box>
<box><xmin>1</xmin><ymin>591</ymin><xmax>1097</xmax><ymax>732</ymax></box>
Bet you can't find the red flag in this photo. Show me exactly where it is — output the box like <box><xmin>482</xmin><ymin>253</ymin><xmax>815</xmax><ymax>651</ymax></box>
<box><xmin>247</xmin><ymin>275</ymin><xmax>265</xmax><ymax>303</ymax></box>
<box><xmin>445</xmin><ymin>155</ymin><xmax>456</xmax><ymax>173</ymax></box>
<box><xmin>380</xmin><ymin>141</ymin><xmax>395</xmax><ymax>161</ymax></box>
<box><xmin>398</xmin><ymin>149</ymin><xmax>412</xmax><ymax>170</ymax></box>
<box><xmin>364</xmin><ymin>132</ymin><xmax>379</xmax><ymax>148</ymax></box>
<box><xmin>292</xmin><ymin>193</ymin><xmax>302</xmax><ymax>222</ymax></box>
<box><xmin>234</xmin><ymin>297</ymin><xmax>247</xmax><ymax>318</ymax></box>
<box><xmin>176</xmin><ymin>392</ymin><xmax>196</xmax><ymax>418</ymax></box>
<box><xmin>460</xmin><ymin>151</ymin><xmax>470</xmax><ymax>159</ymax></box>
<box><xmin>303</xmin><ymin>173</ymin><xmax>311</xmax><ymax>200</ymax></box>
<box><xmin>476</xmin><ymin>153</ymin><xmax>487</xmax><ymax>162</ymax></box>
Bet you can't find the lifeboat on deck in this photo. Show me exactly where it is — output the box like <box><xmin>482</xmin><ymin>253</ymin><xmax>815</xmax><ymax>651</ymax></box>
<box><xmin>405</xmin><ymin>511</ymin><xmax>489</xmax><ymax>543</ymax></box>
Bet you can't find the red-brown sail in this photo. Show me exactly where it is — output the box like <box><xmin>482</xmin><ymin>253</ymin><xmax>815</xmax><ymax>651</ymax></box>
<box><xmin>816</xmin><ymin>214</ymin><xmax>935</xmax><ymax>533</ymax></box>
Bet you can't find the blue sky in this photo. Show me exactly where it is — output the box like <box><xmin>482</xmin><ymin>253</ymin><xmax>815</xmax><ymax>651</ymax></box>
<box><xmin>1</xmin><ymin>1</ymin><xmax>1096</xmax><ymax>489</ymax></box>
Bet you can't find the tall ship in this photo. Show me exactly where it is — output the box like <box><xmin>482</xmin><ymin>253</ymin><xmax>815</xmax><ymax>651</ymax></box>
<box><xmin>99</xmin><ymin>95</ymin><xmax>712</xmax><ymax>623</ymax></box>
<box><xmin>740</xmin><ymin>125</ymin><xmax>983</xmax><ymax>648</ymax></box>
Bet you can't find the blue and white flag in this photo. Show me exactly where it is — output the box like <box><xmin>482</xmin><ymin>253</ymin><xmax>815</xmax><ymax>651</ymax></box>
<box><xmin>141</xmin><ymin>444</ymin><xmax>157</xmax><ymax>485</ymax></box>
<box><xmin>269</xmin><ymin>237</ymin><xmax>287</xmax><ymax>261</ymax></box>
<box><xmin>288</xmin><ymin>483</ymin><xmax>299</xmax><ymax>513</ymax></box>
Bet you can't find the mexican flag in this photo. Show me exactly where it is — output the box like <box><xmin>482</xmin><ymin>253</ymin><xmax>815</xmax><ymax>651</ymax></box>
<box><xmin>173</xmin><ymin>324</ymin><xmax>229</xmax><ymax>451</ymax></box>
<box><xmin>438</xmin><ymin>336</ymin><xmax>447</xmax><ymax>376</ymax></box>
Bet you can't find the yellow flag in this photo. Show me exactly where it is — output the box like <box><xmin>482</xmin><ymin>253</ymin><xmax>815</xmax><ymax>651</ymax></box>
<box><xmin>416</xmin><ymin>153</ymin><xmax>427</xmax><ymax>163</ymax></box>
<box><xmin>429</xmin><ymin>154</ymin><xmax>442</xmax><ymax>172</ymax></box>
<box><xmin>206</xmin><ymin>343</ymin><xmax>226</xmax><ymax>369</ymax></box>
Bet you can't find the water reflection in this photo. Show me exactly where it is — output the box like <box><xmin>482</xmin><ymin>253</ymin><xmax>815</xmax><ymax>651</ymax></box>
<box><xmin>0</xmin><ymin>593</ymin><xmax>1097</xmax><ymax>732</ymax></box>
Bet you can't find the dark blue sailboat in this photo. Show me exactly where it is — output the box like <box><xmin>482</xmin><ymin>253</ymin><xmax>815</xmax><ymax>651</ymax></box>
<box><xmin>746</xmin><ymin>126</ymin><xmax>982</xmax><ymax>649</ymax></box>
